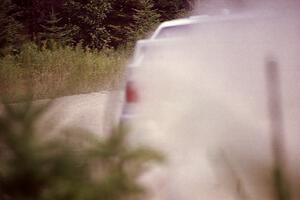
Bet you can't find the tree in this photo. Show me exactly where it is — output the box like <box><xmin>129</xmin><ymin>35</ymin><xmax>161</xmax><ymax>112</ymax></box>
<box><xmin>102</xmin><ymin>0</ymin><xmax>138</xmax><ymax>48</ymax></box>
<box><xmin>104</xmin><ymin>0</ymin><xmax>160</xmax><ymax>48</ymax></box>
<box><xmin>11</xmin><ymin>0</ymin><xmax>66</xmax><ymax>41</ymax></box>
<box><xmin>39</xmin><ymin>8</ymin><xmax>73</xmax><ymax>47</ymax></box>
<box><xmin>128</xmin><ymin>0</ymin><xmax>160</xmax><ymax>43</ymax></box>
<box><xmin>0</xmin><ymin>0</ymin><xmax>24</xmax><ymax>55</ymax></box>
<box><xmin>4</xmin><ymin>0</ymin><xmax>193</xmax><ymax>49</ymax></box>
<box><xmin>63</xmin><ymin>0</ymin><xmax>112</xmax><ymax>49</ymax></box>
<box><xmin>153</xmin><ymin>0</ymin><xmax>194</xmax><ymax>21</ymax></box>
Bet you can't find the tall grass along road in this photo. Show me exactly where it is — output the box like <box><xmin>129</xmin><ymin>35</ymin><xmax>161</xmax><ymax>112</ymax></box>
<box><xmin>0</xmin><ymin>43</ymin><xmax>127</xmax><ymax>102</ymax></box>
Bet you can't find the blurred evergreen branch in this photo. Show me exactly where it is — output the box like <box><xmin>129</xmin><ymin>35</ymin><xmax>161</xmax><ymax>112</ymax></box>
<box><xmin>0</xmin><ymin>100</ymin><xmax>163</xmax><ymax>200</ymax></box>
<box><xmin>273</xmin><ymin>165</ymin><xmax>290</xmax><ymax>200</ymax></box>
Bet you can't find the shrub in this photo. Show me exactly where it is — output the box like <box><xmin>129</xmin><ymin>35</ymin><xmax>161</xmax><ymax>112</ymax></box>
<box><xmin>0</xmin><ymin>100</ymin><xmax>163</xmax><ymax>200</ymax></box>
<box><xmin>0</xmin><ymin>42</ymin><xmax>127</xmax><ymax>101</ymax></box>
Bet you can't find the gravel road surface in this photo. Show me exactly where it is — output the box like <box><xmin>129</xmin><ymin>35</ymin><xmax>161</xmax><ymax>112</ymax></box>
<box><xmin>37</xmin><ymin>91</ymin><xmax>123</xmax><ymax>138</ymax></box>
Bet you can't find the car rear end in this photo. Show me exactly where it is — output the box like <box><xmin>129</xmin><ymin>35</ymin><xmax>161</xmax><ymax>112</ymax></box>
<box><xmin>120</xmin><ymin>11</ymin><xmax>300</xmax><ymax>200</ymax></box>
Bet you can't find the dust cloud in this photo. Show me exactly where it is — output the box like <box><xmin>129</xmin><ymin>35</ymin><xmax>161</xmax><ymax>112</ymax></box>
<box><xmin>127</xmin><ymin>0</ymin><xmax>300</xmax><ymax>199</ymax></box>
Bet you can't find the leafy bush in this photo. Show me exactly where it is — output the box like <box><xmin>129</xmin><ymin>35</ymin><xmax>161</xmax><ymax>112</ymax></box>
<box><xmin>0</xmin><ymin>100</ymin><xmax>163</xmax><ymax>200</ymax></box>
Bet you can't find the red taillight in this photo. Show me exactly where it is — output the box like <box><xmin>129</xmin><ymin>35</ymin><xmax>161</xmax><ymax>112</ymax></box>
<box><xmin>126</xmin><ymin>81</ymin><xmax>139</xmax><ymax>103</ymax></box>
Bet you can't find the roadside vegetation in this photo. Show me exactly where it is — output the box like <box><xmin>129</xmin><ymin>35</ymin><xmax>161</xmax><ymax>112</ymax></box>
<box><xmin>0</xmin><ymin>99</ymin><xmax>164</xmax><ymax>200</ymax></box>
<box><xmin>0</xmin><ymin>0</ymin><xmax>194</xmax><ymax>101</ymax></box>
<box><xmin>0</xmin><ymin>42</ymin><xmax>127</xmax><ymax>101</ymax></box>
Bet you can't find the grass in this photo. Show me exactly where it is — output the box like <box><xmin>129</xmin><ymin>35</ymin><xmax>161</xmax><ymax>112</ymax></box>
<box><xmin>0</xmin><ymin>42</ymin><xmax>127</xmax><ymax>102</ymax></box>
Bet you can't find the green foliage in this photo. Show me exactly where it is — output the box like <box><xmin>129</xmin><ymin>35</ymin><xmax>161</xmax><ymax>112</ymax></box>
<box><xmin>11</xmin><ymin>0</ymin><xmax>66</xmax><ymax>41</ymax></box>
<box><xmin>0</xmin><ymin>0</ymin><xmax>194</xmax><ymax>98</ymax></box>
<box><xmin>105</xmin><ymin>0</ymin><xmax>160</xmax><ymax>47</ymax></box>
<box><xmin>128</xmin><ymin>0</ymin><xmax>161</xmax><ymax>44</ymax></box>
<box><xmin>0</xmin><ymin>100</ymin><xmax>163</xmax><ymax>200</ymax></box>
<box><xmin>0</xmin><ymin>42</ymin><xmax>127</xmax><ymax>101</ymax></box>
<box><xmin>39</xmin><ymin>8</ymin><xmax>73</xmax><ymax>47</ymax></box>
<box><xmin>62</xmin><ymin>0</ymin><xmax>112</xmax><ymax>49</ymax></box>
<box><xmin>153</xmin><ymin>0</ymin><xmax>194</xmax><ymax>21</ymax></box>
<box><xmin>5</xmin><ymin>0</ymin><xmax>193</xmax><ymax>49</ymax></box>
<box><xmin>0</xmin><ymin>0</ymin><xmax>24</xmax><ymax>56</ymax></box>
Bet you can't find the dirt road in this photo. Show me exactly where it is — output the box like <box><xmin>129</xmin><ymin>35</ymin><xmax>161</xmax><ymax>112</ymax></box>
<box><xmin>37</xmin><ymin>91</ymin><xmax>123</xmax><ymax>138</ymax></box>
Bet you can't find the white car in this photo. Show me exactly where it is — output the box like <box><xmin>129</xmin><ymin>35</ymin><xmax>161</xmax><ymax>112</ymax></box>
<box><xmin>121</xmin><ymin>10</ymin><xmax>300</xmax><ymax>200</ymax></box>
<box><xmin>121</xmin><ymin>13</ymin><xmax>265</xmax><ymax>120</ymax></box>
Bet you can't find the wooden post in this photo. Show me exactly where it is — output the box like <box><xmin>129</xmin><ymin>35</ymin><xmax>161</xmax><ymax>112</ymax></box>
<box><xmin>265</xmin><ymin>57</ymin><xmax>289</xmax><ymax>200</ymax></box>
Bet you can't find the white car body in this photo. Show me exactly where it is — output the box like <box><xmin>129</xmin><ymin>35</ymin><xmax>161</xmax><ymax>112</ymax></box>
<box><xmin>121</xmin><ymin>10</ymin><xmax>300</xmax><ymax>200</ymax></box>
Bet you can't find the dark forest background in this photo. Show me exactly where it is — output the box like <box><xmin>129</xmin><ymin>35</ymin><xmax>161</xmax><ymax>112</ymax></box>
<box><xmin>0</xmin><ymin>0</ymin><xmax>196</xmax><ymax>101</ymax></box>
<box><xmin>0</xmin><ymin>0</ymin><xmax>195</xmax><ymax>55</ymax></box>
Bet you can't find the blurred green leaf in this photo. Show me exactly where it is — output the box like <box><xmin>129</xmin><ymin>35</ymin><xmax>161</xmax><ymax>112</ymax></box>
<box><xmin>0</xmin><ymin>99</ymin><xmax>163</xmax><ymax>200</ymax></box>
